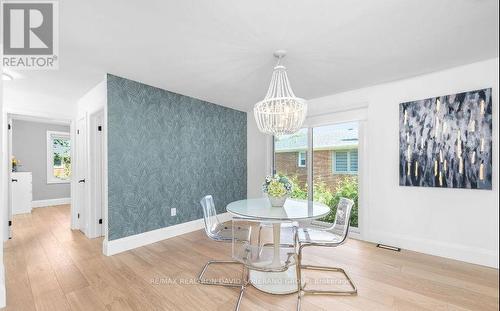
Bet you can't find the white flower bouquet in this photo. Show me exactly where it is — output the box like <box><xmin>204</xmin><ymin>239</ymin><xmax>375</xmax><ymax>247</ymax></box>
<box><xmin>262</xmin><ymin>175</ymin><xmax>293</xmax><ymax>207</ymax></box>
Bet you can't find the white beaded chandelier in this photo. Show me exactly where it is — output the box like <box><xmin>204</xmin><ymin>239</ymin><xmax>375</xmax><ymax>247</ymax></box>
<box><xmin>254</xmin><ymin>50</ymin><xmax>307</xmax><ymax>137</ymax></box>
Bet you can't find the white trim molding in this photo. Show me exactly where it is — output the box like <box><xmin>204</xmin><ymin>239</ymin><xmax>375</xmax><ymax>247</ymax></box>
<box><xmin>6</xmin><ymin>108</ymin><xmax>73</xmax><ymax>125</ymax></box>
<box><xmin>369</xmin><ymin>230</ymin><xmax>499</xmax><ymax>269</ymax></box>
<box><xmin>32</xmin><ymin>197</ymin><xmax>71</xmax><ymax>208</ymax></box>
<box><xmin>103</xmin><ymin>212</ymin><xmax>233</xmax><ymax>256</ymax></box>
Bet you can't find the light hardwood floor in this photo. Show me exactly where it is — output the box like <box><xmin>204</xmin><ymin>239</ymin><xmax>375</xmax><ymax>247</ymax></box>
<box><xmin>4</xmin><ymin>205</ymin><xmax>499</xmax><ymax>311</ymax></box>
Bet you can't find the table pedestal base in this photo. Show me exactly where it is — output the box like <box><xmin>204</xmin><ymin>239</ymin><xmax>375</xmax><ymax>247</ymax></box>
<box><xmin>249</xmin><ymin>266</ymin><xmax>298</xmax><ymax>295</ymax></box>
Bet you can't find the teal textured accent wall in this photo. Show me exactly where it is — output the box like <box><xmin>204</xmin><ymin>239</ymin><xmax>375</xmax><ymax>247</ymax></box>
<box><xmin>107</xmin><ymin>74</ymin><xmax>247</xmax><ymax>240</ymax></box>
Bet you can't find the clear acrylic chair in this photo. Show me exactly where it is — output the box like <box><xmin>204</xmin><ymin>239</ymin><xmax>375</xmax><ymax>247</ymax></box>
<box><xmin>232</xmin><ymin>217</ymin><xmax>298</xmax><ymax>311</ymax></box>
<box><xmin>197</xmin><ymin>195</ymin><xmax>250</xmax><ymax>287</ymax></box>
<box><xmin>257</xmin><ymin>221</ymin><xmax>296</xmax><ymax>254</ymax></box>
<box><xmin>295</xmin><ymin>198</ymin><xmax>357</xmax><ymax>310</ymax></box>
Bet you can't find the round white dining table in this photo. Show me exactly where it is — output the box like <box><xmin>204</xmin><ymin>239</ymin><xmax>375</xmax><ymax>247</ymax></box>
<box><xmin>226</xmin><ymin>198</ymin><xmax>330</xmax><ymax>295</ymax></box>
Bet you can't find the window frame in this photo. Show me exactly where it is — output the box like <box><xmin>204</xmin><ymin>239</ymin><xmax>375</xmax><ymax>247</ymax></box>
<box><xmin>297</xmin><ymin>151</ymin><xmax>307</xmax><ymax>167</ymax></box>
<box><xmin>46</xmin><ymin>130</ymin><xmax>71</xmax><ymax>184</ymax></box>
<box><xmin>271</xmin><ymin>120</ymin><xmax>364</xmax><ymax>232</ymax></box>
<box><xmin>332</xmin><ymin>149</ymin><xmax>358</xmax><ymax>174</ymax></box>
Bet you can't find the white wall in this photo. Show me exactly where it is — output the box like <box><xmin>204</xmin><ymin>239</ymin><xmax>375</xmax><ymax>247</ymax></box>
<box><xmin>3</xmin><ymin>91</ymin><xmax>76</xmax><ymax>120</ymax></box>
<box><xmin>3</xmin><ymin>78</ymin><xmax>76</xmax><ymax>121</ymax></box>
<box><xmin>248</xmin><ymin>58</ymin><xmax>499</xmax><ymax>268</ymax></box>
<box><xmin>77</xmin><ymin>79</ymin><xmax>107</xmax><ymax>117</ymax></box>
<box><xmin>246</xmin><ymin>113</ymin><xmax>271</xmax><ymax>198</ymax></box>
<box><xmin>12</xmin><ymin>120</ymin><xmax>71</xmax><ymax>201</ymax></box>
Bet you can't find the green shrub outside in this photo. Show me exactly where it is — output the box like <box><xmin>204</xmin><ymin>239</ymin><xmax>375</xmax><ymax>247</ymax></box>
<box><xmin>287</xmin><ymin>176</ymin><xmax>358</xmax><ymax>227</ymax></box>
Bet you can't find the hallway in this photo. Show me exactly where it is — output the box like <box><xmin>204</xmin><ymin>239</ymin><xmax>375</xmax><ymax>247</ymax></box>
<box><xmin>4</xmin><ymin>205</ymin><xmax>102</xmax><ymax>310</ymax></box>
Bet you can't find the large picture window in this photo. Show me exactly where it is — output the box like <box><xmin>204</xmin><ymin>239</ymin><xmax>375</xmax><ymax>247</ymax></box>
<box><xmin>47</xmin><ymin>131</ymin><xmax>71</xmax><ymax>183</ymax></box>
<box><xmin>273</xmin><ymin>122</ymin><xmax>360</xmax><ymax>228</ymax></box>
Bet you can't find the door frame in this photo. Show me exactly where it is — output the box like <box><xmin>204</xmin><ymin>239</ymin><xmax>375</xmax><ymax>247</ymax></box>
<box><xmin>271</xmin><ymin>106</ymin><xmax>369</xmax><ymax>241</ymax></box>
<box><xmin>75</xmin><ymin>115</ymin><xmax>88</xmax><ymax>234</ymax></box>
<box><xmin>75</xmin><ymin>108</ymin><xmax>107</xmax><ymax>239</ymax></box>
<box><xmin>6</xmin><ymin>115</ymin><xmax>12</xmax><ymax>239</ymax></box>
<box><xmin>88</xmin><ymin>109</ymin><xmax>105</xmax><ymax>238</ymax></box>
<box><xmin>2</xmin><ymin>109</ymin><xmax>75</xmax><ymax>240</ymax></box>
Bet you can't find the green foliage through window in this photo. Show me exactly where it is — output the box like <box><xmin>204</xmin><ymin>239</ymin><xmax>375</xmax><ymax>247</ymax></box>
<box><xmin>52</xmin><ymin>137</ymin><xmax>71</xmax><ymax>180</ymax></box>
<box><xmin>287</xmin><ymin>175</ymin><xmax>358</xmax><ymax>227</ymax></box>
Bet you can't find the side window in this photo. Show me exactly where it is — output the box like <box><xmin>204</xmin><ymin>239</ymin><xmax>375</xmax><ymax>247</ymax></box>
<box><xmin>333</xmin><ymin>149</ymin><xmax>357</xmax><ymax>174</ymax></box>
<box><xmin>298</xmin><ymin>151</ymin><xmax>306</xmax><ymax>167</ymax></box>
<box><xmin>334</xmin><ymin>151</ymin><xmax>349</xmax><ymax>173</ymax></box>
<box><xmin>47</xmin><ymin>131</ymin><xmax>71</xmax><ymax>183</ymax></box>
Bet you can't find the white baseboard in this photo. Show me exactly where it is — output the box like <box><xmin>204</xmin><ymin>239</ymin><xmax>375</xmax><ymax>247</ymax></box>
<box><xmin>368</xmin><ymin>230</ymin><xmax>499</xmax><ymax>269</ymax></box>
<box><xmin>103</xmin><ymin>215</ymin><xmax>498</xmax><ymax>268</ymax></box>
<box><xmin>32</xmin><ymin>197</ymin><xmax>71</xmax><ymax>208</ymax></box>
<box><xmin>12</xmin><ymin>208</ymin><xmax>32</xmax><ymax>215</ymax></box>
<box><xmin>103</xmin><ymin>212</ymin><xmax>233</xmax><ymax>256</ymax></box>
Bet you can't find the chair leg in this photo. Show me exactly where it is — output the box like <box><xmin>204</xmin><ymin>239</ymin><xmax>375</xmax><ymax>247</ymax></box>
<box><xmin>235</xmin><ymin>266</ymin><xmax>249</xmax><ymax>311</ymax></box>
<box><xmin>197</xmin><ymin>260</ymin><xmax>244</xmax><ymax>287</ymax></box>
<box><xmin>300</xmin><ymin>264</ymin><xmax>357</xmax><ymax>296</ymax></box>
<box><xmin>295</xmin><ymin>253</ymin><xmax>303</xmax><ymax>311</ymax></box>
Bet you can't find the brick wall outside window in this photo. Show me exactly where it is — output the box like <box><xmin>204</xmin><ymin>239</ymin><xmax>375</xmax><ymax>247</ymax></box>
<box><xmin>275</xmin><ymin>150</ymin><xmax>357</xmax><ymax>192</ymax></box>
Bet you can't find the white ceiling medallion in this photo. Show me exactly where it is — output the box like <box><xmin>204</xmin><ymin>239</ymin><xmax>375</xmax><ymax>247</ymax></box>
<box><xmin>254</xmin><ymin>50</ymin><xmax>307</xmax><ymax>137</ymax></box>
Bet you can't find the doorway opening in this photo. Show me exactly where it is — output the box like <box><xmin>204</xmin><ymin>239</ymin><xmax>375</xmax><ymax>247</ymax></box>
<box><xmin>5</xmin><ymin>114</ymin><xmax>75</xmax><ymax>240</ymax></box>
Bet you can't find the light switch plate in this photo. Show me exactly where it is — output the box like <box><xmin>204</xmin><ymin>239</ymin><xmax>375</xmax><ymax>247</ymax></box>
<box><xmin>171</xmin><ymin>208</ymin><xmax>177</xmax><ymax>217</ymax></box>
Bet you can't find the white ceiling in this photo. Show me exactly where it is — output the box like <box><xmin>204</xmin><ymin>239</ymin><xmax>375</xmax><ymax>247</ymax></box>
<box><xmin>4</xmin><ymin>0</ymin><xmax>499</xmax><ymax>113</ymax></box>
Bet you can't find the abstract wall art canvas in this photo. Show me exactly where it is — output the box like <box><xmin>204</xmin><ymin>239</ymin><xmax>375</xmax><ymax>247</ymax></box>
<box><xmin>399</xmin><ymin>88</ymin><xmax>492</xmax><ymax>190</ymax></box>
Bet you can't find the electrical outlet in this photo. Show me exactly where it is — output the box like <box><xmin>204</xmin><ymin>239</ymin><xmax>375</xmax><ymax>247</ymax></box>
<box><xmin>171</xmin><ymin>208</ymin><xmax>177</xmax><ymax>217</ymax></box>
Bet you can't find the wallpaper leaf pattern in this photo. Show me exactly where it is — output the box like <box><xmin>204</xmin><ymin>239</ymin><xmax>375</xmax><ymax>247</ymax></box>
<box><xmin>107</xmin><ymin>74</ymin><xmax>247</xmax><ymax>240</ymax></box>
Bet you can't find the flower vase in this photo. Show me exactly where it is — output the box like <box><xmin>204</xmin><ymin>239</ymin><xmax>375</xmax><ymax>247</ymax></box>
<box><xmin>268</xmin><ymin>195</ymin><xmax>288</xmax><ymax>207</ymax></box>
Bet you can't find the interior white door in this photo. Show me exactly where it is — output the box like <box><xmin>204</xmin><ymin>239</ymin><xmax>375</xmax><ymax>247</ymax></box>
<box><xmin>76</xmin><ymin>116</ymin><xmax>87</xmax><ymax>233</ymax></box>
<box><xmin>11</xmin><ymin>172</ymin><xmax>33</xmax><ymax>215</ymax></box>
